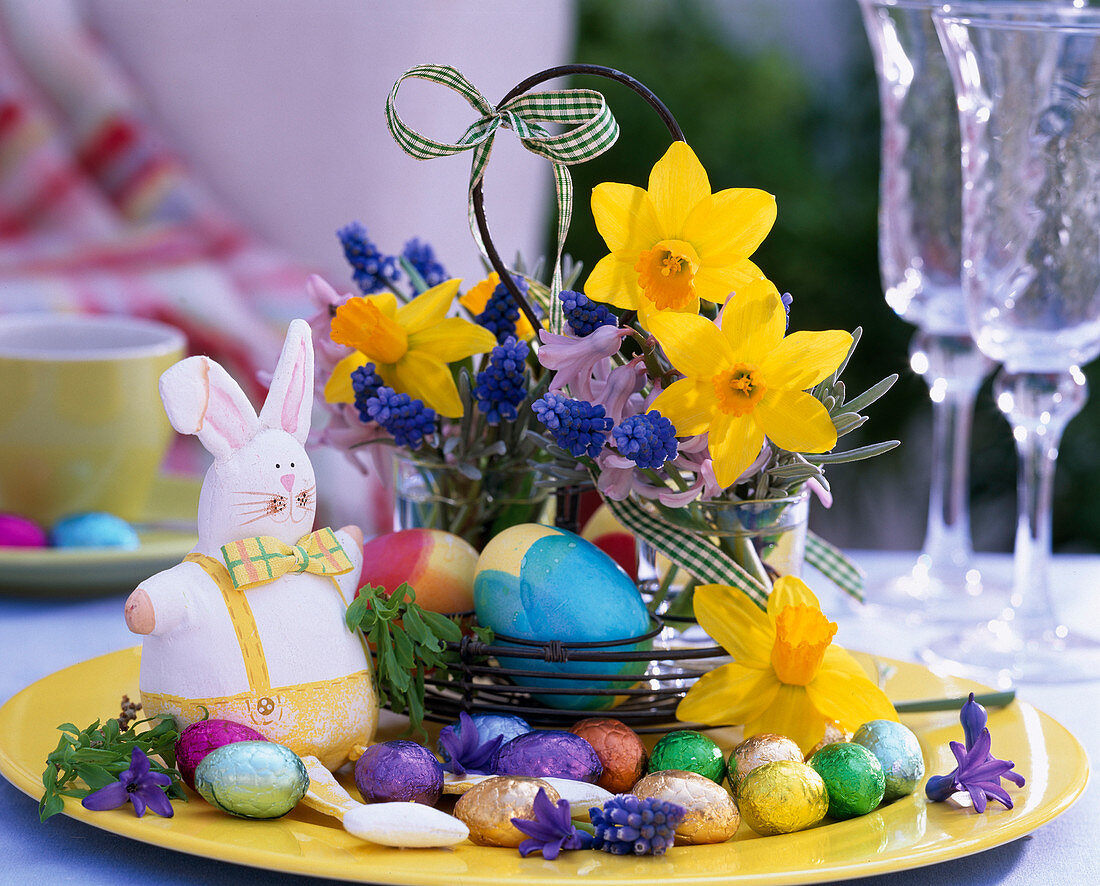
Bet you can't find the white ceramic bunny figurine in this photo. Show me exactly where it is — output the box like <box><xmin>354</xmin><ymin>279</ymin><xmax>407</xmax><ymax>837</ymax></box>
<box><xmin>124</xmin><ymin>319</ymin><xmax>376</xmax><ymax>770</ymax></box>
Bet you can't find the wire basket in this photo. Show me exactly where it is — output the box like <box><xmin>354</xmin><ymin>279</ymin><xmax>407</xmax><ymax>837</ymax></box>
<box><xmin>419</xmin><ymin>614</ymin><xmax>725</xmax><ymax>734</ymax></box>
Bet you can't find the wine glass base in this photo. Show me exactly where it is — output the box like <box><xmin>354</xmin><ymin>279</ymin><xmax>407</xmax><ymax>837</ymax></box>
<box><xmin>864</xmin><ymin>554</ymin><xmax>1008</xmax><ymax>624</ymax></box>
<box><xmin>922</xmin><ymin>620</ymin><xmax>1100</xmax><ymax>687</ymax></box>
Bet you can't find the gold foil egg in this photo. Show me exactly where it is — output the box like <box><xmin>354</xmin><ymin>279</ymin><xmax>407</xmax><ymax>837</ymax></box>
<box><xmin>727</xmin><ymin>733</ymin><xmax>803</xmax><ymax>797</ymax></box>
<box><xmin>570</xmin><ymin>717</ymin><xmax>648</xmax><ymax>793</ymax></box>
<box><xmin>453</xmin><ymin>776</ymin><xmax>560</xmax><ymax>847</ymax></box>
<box><xmin>632</xmin><ymin>769</ymin><xmax>740</xmax><ymax>845</ymax></box>
<box><xmin>738</xmin><ymin>760</ymin><xmax>828</xmax><ymax>836</ymax></box>
<box><xmin>806</xmin><ymin>720</ymin><xmax>853</xmax><ymax>760</ymax></box>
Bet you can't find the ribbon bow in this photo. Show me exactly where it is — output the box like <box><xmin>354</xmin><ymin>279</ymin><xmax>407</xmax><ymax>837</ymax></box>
<box><xmin>385</xmin><ymin>63</ymin><xmax>619</xmax><ymax>321</ymax></box>
<box><xmin>220</xmin><ymin>527</ymin><xmax>354</xmax><ymax>590</ymax></box>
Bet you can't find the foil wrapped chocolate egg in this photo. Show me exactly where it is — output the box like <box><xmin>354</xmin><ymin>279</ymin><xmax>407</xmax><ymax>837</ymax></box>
<box><xmin>355</xmin><ymin>740</ymin><xmax>444</xmax><ymax>805</ymax></box>
<box><xmin>633</xmin><ymin>769</ymin><xmax>740</xmax><ymax>845</ymax></box>
<box><xmin>0</xmin><ymin>513</ymin><xmax>47</xmax><ymax>548</ymax></box>
<box><xmin>649</xmin><ymin>730</ymin><xmax>725</xmax><ymax>784</ymax></box>
<box><xmin>492</xmin><ymin>730</ymin><xmax>602</xmax><ymax>783</ymax></box>
<box><xmin>193</xmin><ymin>741</ymin><xmax>308</xmax><ymax>819</ymax></box>
<box><xmin>809</xmin><ymin>741</ymin><xmax>886</xmax><ymax>819</ymax></box>
<box><xmin>738</xmin><ymin>760</ymin><xmax>828</xmax><ymax>836</ymax></box>
<box><xmin>806</xmin><ymin>720</ymin><xmax>853</xmax><ymax>759</ymax></box>
<box><xmin>852</xmin><ymin>720</ymin><xmax>925</xmax><ymax>801</ymax></box>
<box><xmin>175</xmin><ymin>719</ymin><xmax>269</xmax><ymax>790</ymax></box>
<box><xmin>727</xmin><ymin>733</ymin><xmax>803</xmax><ymax>797</ymax></box>
<box><xmin>438</xmin><ymin>712</ymin><xmax>532</xmax><ymax>764</ymax></box>
<box><xmin>50</xmin><ymin>512</ymin><xmax>139</xmax><ymax>548</ymax></box>
<box><xmin>570</xmin><ymin>717</ymin><xmax>648</xmax><ymax>793</ymax></box>
<box><xmin>454</xmin><ymin>776</ymin><xmax>560</xmax><ymax>847</ymax></box>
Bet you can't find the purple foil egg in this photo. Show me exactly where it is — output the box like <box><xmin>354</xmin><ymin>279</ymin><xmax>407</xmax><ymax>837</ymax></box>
<box><xmin>355</xmin><ymin>740</ymin><xmax>444</xmax><ymax>805</ymax></box>
<box><xmin>175</xmin><ymin>719</ymin><xmax>269</xmax><ymax>790</ymax></box>
<box><xmin>492</xmin><ymin>730</ymin><xmax>603</xmax><ymax>783</ymax></box>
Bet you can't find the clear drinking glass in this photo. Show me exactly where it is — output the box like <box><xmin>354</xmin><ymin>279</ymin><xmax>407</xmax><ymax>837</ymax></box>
<box><xmin>926</xmin><ymin>2</ymin><xmax>1100</xmax><ymax>684</ymax></box>
<box><xmin>859</xmin><ymin>0</ymin><xmax>998</xmax><ymax>618</ymax></box>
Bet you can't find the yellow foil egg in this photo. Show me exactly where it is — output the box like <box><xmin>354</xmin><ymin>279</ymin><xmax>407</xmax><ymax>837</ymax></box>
<box><xmin>453</xmin><ymin>776</ymin><xmax>560</xmax><ymax>847</ymax></box>
<box><xmin>727</xmin><ymin>733</ymin><xmax>804</xmax><ymax>797</ymax></box>
<box><xmin>632</xmin><ymin>769</ymin><xmax>740</xmax><ymax>845</ymax></box>
<box><xmin>738</xmin><ymin>760</ymin><xmax>828</xmax><ymax>836</ymax></box>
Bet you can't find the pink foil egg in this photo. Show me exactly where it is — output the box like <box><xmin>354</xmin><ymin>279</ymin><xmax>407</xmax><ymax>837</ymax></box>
<box><xmin>175</xmin><ymin>719</ymin><xmax>269</xmax><ymax>790</ymax></box>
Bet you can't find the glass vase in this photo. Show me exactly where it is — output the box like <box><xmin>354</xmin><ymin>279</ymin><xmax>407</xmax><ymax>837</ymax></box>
<box><xmin>393</xmin><ymin>453</ymin><xmax>552</xmax><ymax>552</ymax></box>
<box><xmin>636</xmin><ymin>490</ymin><xmax>810</xmax><ymax>643</ymax></box>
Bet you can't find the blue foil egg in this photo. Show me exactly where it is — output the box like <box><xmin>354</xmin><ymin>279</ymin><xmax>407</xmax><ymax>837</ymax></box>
<box><xmin>473</xmin><ymin>524</ymin><xmax>651</xmax><ymax>710</ymax></box>
<box><xmin>438</xmin><ymin>712</ymin><xmax>533</xmax><ymax>764</ymax></box>
<box><xmin>193</xmin><ymin>741</ymin><xmax>308</xmax><ymax>819</ymax></box>
<box><xmin>852</xmin><ymin>720</ymin><xmax>925</xmax><ymax>801</ymax></box>
<box><xmin>50</xmin><ymin>512</ymin><xmax>139</xmax><ymax>549</ymax></box>
<box><xmin>492</xmin><ymin>730</ymin><xmax>603</xmax><ymax>783</ymax></box>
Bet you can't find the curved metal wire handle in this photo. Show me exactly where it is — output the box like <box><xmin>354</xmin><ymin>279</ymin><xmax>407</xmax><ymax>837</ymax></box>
<box><xmin>470</xmin><ymin>63</ymin><xmax>686</xmax><ymax>330</ymax></box>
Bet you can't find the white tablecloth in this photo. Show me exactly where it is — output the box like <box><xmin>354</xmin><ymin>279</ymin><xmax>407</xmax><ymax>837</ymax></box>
<box><xmin>0</xmin><ymin>551</ymin><xmax>1096</xmax><ymax>885</ymax></box>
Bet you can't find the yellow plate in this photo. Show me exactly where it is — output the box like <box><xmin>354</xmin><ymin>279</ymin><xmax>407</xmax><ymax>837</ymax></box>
<box><xmin>0</xmin><ymin>648</ymin><xmax>1088</xmax><ymax>885</ymax></box>
<box><xmin>0</xmin><ymin>475</ymin><xmax>198</xmax><ymax>596</ymax></box>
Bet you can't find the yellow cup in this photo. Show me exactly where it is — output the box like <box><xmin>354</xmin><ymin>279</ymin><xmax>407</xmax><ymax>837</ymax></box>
<box><xmin>0</xmin><ymin>314</ymin><xmax>187</xmax><ymax>527</ymax></box>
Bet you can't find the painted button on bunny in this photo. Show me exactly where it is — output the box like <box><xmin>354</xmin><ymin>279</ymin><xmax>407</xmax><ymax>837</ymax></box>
<box><xmin>124</xmin><ymin>320</ymin><xmax>377</xmax><ymax>771</ymax></box>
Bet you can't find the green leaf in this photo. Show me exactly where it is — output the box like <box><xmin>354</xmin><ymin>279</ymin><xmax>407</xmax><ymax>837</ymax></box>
<box><xmin>806</xmin><ymin>440</ymin><xmax>901</xmax><ymax>464</ymax></box>
<box><xmin>841</xmin><ymin>373</ymin><xmax>898</xmax><ymax>415</ymax></box>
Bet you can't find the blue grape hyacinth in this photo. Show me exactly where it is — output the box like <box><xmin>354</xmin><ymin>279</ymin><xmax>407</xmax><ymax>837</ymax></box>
<box><xmin>474</xmin><ymin>337</ymin><xmax>530</xmax><ymax>425</ymax></box>
<box><xmin>350</xmin><ymin>362</ymin><xmax>385</xmax><ymax>423</ymax></box>
<box><xmin>531</xmin><ymin>392</ymin><xmax>612</xmax><ymax>458</ymax></box>
<box><xmin>590</xmin><ymin>794</ymin><xmax>684</xmax><ymax>856</ymax></box>
<box><xmin>476</xmin><ymin>275</ymin><xmax>529</xmax><ymax>343</ymax></box>
<box><xmin>365</xmin><ymin>386</ymin><xmax>437</xmax><ymax>450</ymax></box>
<box><xmin>612</xmin><ymin>411</ymin><xmax>678</xmax><ymax>469</ymax></box>
<box><xmin>560</xmin><ymin>289</ymin><xmax>616</xmax><ymax>337</ymax></box>
<box><xmin>338</xmin><ymin>221</ymin><xmax>399</xmax><ymax>294</ymax></box>
<box><xmin>402</xmin><ymin>238</ymin><xmax>448</xmax><ymax>288</ymax></box>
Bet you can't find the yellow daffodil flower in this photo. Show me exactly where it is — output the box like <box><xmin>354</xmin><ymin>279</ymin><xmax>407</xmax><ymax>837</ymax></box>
<box><xmin>324</xmin><ymin>278</ymin><xmax>496</xmax><ymax>418</ymax></box>
<box><xmin>459</xmin><ymin>273</ymin><xmax>537</xmax><ymax>340</ymax></box>
<box><xmin>648</xmin><ymin>285</ymin><xmax>852</xmax><ymax>488</ymax></box>
<box><xmin>585</xmin><ymin>141</ymin><xmax>777</xmax><ymax>326</ymax></box>
<box><xmin>677</xmin><ymin>577</ymin><xmax>898</xmax><ymax>753</ymax></box>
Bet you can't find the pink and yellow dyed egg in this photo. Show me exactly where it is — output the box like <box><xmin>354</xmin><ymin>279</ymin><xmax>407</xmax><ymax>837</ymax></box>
<box><xmin>360</xmin><ymin>529</ymin><xmax>478</xmax><ymax>614</ymax></box>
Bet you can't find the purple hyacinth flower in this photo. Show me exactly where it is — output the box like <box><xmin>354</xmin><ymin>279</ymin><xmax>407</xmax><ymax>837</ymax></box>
<box><xmin>81</xmin><ymin>746</ymin><xmax>174</xmax><ymax>818</ymax></box>
<box><xmin>437</xmin><ymin>711</ymin><xmax>503</xmax><ymax>776</ymax></box>
<box><xmin>511</xmin><ymin>788</ymin><xmax>594</xmax><ymax>859</ymax></box>
<box><xmin>926</xmin><ymin>693</ymin><xmax>1025</xmax><ymax>812</ymax></box>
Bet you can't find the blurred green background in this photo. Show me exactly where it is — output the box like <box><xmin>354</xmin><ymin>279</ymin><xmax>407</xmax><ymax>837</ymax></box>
<box><xmin>564</xmin><ymin>0</ymin><xmax>1100</xmax><ymax>553</ymax></box>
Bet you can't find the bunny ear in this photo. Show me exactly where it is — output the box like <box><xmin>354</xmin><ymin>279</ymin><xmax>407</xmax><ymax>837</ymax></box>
<box><xmin>258</xmin><ymin>319</ymin><xmax>314</xmax><ymax>444</ymax></box>
<box><xmin>160</xmin><ymin>356</ymin><xmax>260</xmax><ymax>461</ymax></box>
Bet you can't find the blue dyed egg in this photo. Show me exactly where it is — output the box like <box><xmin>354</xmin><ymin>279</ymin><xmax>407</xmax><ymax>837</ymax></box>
<box><xmin>474</xmin><ymin>524</ymin><xmax>650</xmax><ymax>710</ymax></box>
<box><xmin>50</xmin><ymin>512</ymin><xmax>139</xmax><ymax>549</ymax></box>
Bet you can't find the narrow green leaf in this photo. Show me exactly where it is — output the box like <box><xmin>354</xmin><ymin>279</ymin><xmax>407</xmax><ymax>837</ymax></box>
<box><xmin>841</xmin><ymin>373</ymin><xmax>898</xmax><ymax>415</ymax></box>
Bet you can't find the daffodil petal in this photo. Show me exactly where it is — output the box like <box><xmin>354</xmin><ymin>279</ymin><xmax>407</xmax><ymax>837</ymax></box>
<box><xmin>584</xmin><ymin>253</ymin><xmax>642</xmax><ymax>310</ymax></box>
<box><xmin>395</xmin><ymin>279</ymin><xmax>462</xmax><ymax>334</ymax></box>
<box><xmin>636</xmin><ymin>295</ymin><xmax>702</xmax><ymax>330</ymax></box>
<box><xmin>648</xmin><ymin>142</ymin><xmax>711</xmax><ymax>236</ymax></box>
<box><xmin>693</xmin><ymin>583</ymin><xmax>775</xmax><ymax>668</ymax></box>
<box><xmin>755</xmin><ymin>388</ymin><xmax>838</xmax><ymax>453</ymax></box>
<box><xmin>708</xmin><ymin>412</ymin><xmax>766</xmax><ymax>489</ymax></box>
<box><xmin>743</xmin><ymin>682</ymin><xmax>826</xmax><ymax>754</ymax></box>
<box><xmin>767</xmin><ymin>576</ymin><xmax>821</xmax><ymax>619</ymax></box>
<box><xmin>371</xmin><ymin>291</ymin><xmax>399</xmax><ymax>318</ymax></box>
<box><xmin>806</xmin><ymin>650</ymin><xmax>900</xmax><ymax>732</ymax></box>
<box><xmin>719</xmin><ymin>284</ymin><xmax>786</xmax><ymax>364</ymax></box>
<box><xmin>682</xmin><ymin>187</ymin><xmax>777</xmax><ymax>265</ymax></box>
<box><xmin>677</xmin><ymin>662</ymin><xmax>777</xmax><ymax>726</ymax></box>
<box><xmin>390</xmin><ymin>351</ymin><xmax>463</xmax><ymax>418</ymax></box>
<box><xmin>408</xmin><ymin>317</ymin><xmax>497</xmax><ymax>363</ymax></box>
<box><xmin>647</xmin><ymin>312</ymin><xmax>733</xmax><ymax>378</ymax></box>
<box><xmin>592</xmin><ymin>183</ymin><xmax>663</xmax><ymax>254</ymax></box>
<box><xmin>323</xmin><ymin>352</ymin><xmax>365</xmax><ymax>404</ymax></box>
<box><xmin>761</xmin><ymin>330</ymin><xmax>853</xmax><ymax>392</ymax></box>
<box><xmin>649</xmin><ymin>377</ymin><xmax>718</xmax><ymax>438</ymax></box>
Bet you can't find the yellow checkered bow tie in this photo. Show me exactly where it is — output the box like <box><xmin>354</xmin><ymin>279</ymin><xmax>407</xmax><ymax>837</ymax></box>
<box><xmin>220</xmin><ymin>527</ymin><xmax>354</xmax><ymax>590</ymax></box>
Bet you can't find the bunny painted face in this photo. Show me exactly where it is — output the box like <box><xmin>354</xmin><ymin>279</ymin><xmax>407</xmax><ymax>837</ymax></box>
<box><xmin>160</xmin><ymin>320</ymin><xmax>319</xmax><ymax>554</ymax></box>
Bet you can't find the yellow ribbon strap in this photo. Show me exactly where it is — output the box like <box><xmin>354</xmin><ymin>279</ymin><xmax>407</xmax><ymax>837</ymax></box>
<box><xmin>220</xmin><ymin>527</ymin><xmax>354</xmax><ymax>590</ymax></box>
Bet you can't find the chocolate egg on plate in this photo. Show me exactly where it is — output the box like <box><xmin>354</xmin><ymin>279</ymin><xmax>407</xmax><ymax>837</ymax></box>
<box><xmin>649</xmin><ymin>730</ymin><xmax>726</xmax><ymax>784</ymax></box>
<box><xmin>633</xmin><ymin>769</ymin><xmax>740</xmax><ymax>845</ymax></box>
<box><xmin>738</xmin><ymin>760</ymin><xmax>828</xmax><ymax>836</ymax></box>
<box><xmin>193</xmin><ymin>741</ymin><xmax>308</xmax><ymax>819</ymax></box>
<box><xmin>852</xmin><ymin>719</ymin><xmax>924</xmax><ymax>801</ymax></box>
<box><xmin>454</xmin><ymin>776</ymin><xmax>560</xmax><ymax>847</ymax></box>
<box><xmin>492</xmin><ymin>730</ymin><xmax>603</xmax><ymax>783</ymax></box>
<box><xmin>571</xmin><ymin>717</ymin><xmax>648</xmax><ymax>793</ymax></box>
<box><xmin>727</xmin><ymin>733</ymin><xmax>803</xmax><ymax>797</ymax></box>
<box><xmin>354</xmin><ymin>740</ymin><xmax>443</xmax><ymax>805</ymax></box>
<box><xmin>175</xmin><ymin>719</ymin><xmax>268</xmax><ymax>790</ymax></box>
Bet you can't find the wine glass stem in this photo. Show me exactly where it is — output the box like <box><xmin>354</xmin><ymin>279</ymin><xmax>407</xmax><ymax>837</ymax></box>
<box><xmin>911</xmin><ymin>332</ymin><xmax>991</xmax><ymax>573</ymax></box>
<box><xmin>995</xmin><ymin>368</ymin><xmax>1088</xmax><ymax>620</ymax></box>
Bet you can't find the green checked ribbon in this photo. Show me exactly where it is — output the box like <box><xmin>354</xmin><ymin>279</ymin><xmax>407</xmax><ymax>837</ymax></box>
<box><xmin>385</xmin><ymin>64</ymin><xmax>619</xmax><ymax>329</ymax></box>
<box><xmin>605</xmin><ymin>496</ymin><xmax>865</xmax><ymax>611</ymax></box>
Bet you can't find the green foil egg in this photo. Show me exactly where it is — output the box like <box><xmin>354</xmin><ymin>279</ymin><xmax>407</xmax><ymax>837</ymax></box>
<box><xmin>194</xmin><ymin>741</ymin><xmax>309</xmax><ymax>819</ymax></box>
<box><xmin>738</xmin><ymin>760</ymin><xmax>828</xmax><ymax>836</ymax></box>
<box><xmin>852</xmin><ymin>720</ymin><xmax>925</xmax><ymax>801</ymax></box>
<box><xmin>648</xmin><ymin>730</ymin><xmax>726</xmax><ymax>783</ymax></box>
<box><xmin>809</xmin><ymin>741</ymin><xmax>886</xmax><ymax>819</ymax></box>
